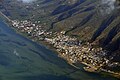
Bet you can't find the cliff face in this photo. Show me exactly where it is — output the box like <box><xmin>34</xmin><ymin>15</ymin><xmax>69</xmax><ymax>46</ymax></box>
<box><xmin>0</xmin><ymin>0</ymin><xmax>120</xmax><ymax>68</ymax></box>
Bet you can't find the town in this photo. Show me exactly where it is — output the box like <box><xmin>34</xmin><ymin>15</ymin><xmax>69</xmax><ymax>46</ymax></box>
<box><xmin>11</xmin><ymin>19</ymin><xmax>120</xmax><ymax>77</ymax></box>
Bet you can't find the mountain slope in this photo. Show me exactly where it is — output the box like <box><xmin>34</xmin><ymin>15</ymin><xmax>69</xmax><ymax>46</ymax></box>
<box><xmin>0</xmin><ymin>0</ymin><xmax>120</xmax><ymax>76</ymax></box>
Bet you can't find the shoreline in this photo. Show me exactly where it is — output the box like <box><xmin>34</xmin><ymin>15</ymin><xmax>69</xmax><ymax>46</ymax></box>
<box><xmin>0</xmin><ymin>12</ymin><xmax>120</xmax><ymax>79</ymax></box>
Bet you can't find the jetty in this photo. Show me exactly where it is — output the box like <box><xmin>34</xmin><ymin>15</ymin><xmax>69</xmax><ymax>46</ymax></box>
<box><xmin>0</xmin><ymin>11</ymin><xmax>11</xmax><ymax>22</ymax></box>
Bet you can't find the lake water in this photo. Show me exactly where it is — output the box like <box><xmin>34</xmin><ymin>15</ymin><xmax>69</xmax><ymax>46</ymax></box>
<box><xmin>0</xmin><ymin>19</ymin><xmax>118</xmax><ymax>80</ymax></box>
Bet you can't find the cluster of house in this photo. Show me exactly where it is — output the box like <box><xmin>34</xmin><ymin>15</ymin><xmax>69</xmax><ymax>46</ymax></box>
<box><xmin>12</xmin><ymin>20</ymin><xmax>120</xmax><ymax>75</ymax></box>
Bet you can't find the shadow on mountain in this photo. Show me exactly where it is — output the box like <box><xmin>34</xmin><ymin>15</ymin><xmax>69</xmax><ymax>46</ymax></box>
<box><xmin>51</xmin><ymin>0</ymin><xmax>86</xmax><ymax>16</ymax></box>
<box><xmin>49</xmin><ymin>5</ymin><xmax>95</xmax><ymax>31</ymax></box>
<box><xmin>102</xmin><ymin>23</ymin><xmax>120</xmax><ymax>46</ymax></box>
<box><xmin>41</xmin><ymin>0</ymin><xmax>52</xmax><ymax>4</ymax></box>
<box><xmin>65</xmin><ymin>12</ymin><xmax>94</xmax><ymax>34</ymax></box>
<box><xmin>91</xmin><ymin>14</ymin><xmax>117</xmax><ymax>41</ymax></box>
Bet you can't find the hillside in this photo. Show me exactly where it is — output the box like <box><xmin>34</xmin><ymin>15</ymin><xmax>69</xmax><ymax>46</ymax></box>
<box><xmin>0</xmin><ymin>0</ymin><xmax>120</xmax><ymax>77</ymax></box>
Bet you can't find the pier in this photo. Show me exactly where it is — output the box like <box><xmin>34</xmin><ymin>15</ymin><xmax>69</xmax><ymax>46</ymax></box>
<box><xmin>0</xmin><ymin>11</ymin><xmax>11</xmax><ymax>22</ymax></box>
